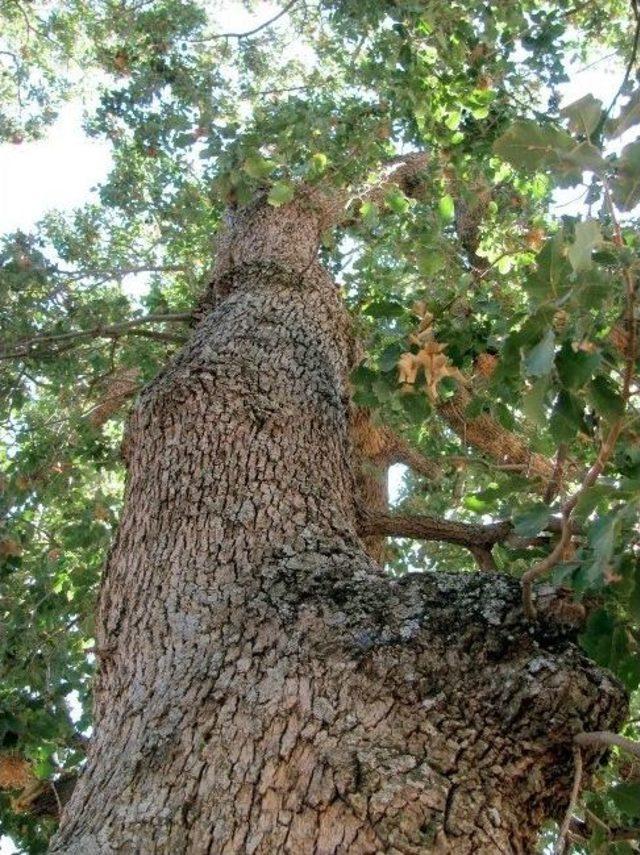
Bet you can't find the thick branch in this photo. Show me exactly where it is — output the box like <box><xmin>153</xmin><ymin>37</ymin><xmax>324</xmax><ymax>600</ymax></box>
<box><xmin>437</xmin><ymin>385</ymin><xmax>558</xmax><ymax>486</ymax></box>
<box><xmin>468</xmin><ymin>544</ymin><xmax>498</xmax><ymax>571</ymax></box>
<box><xmin>13</xmin><ymin>772</ymin><xmax>78</xmax><ymax>818</ymax></box>
<box><xmin>357</xmin><ymin>509</ymin><xmax>512</xmax><ymax>549</ymax></box>
<box><xmin>574</xmin><ymin>731</ymin><xmax>640</xmax><ymax>760</ymax></box>
<box><xmin>350</xmin><ymin>408</ymin><xmax>441</xmax><ymax>480</ymax></box>
<box><xmin>388</xmin><ymin>435</ymin><xmax>442</xmax><ymax>481</ymax></box>
<box><xmin>352</xmin><ymin>152</ymin><xmax>431</xmax><ymax>208</ymax></box>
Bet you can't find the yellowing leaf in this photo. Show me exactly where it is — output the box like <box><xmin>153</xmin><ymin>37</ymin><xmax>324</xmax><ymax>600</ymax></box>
<box><xmin>267</xmin><ymin>180</ymin><xmax>295</xmax><ymax>207</ymax></box>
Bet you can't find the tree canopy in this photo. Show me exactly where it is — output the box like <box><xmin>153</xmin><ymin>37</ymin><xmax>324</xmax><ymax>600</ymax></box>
<box><xmin>1</xmin><ymin>0</ymin><xmax>640</xmax><ymax>851</ymax></box>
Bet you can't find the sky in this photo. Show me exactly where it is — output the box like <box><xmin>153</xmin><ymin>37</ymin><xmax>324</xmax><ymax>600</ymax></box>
<box><xmin>0</xmin><ymin>4</ymin><xmax>629</xmax><ymax>852</ymax></box>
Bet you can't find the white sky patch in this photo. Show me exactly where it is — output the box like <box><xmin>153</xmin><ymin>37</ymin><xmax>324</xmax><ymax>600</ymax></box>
<box><xmin>0</xmin><ymin>101</ymin><xmax>112</xmax><ymax>235</ymax></box>
<box><xmin>388</xmin><ymin>463</ymin><xmax>406</xmax><ymax>505</ymax></box>
<box><xmin>0</xmin><ymin>1</ymin><xmax>281</xmax><ymax>238</ymax></box>
<box><xmin>551</xmin><ymin>50</ymin><xmax>628</xmax><ymax>215</ymax></box>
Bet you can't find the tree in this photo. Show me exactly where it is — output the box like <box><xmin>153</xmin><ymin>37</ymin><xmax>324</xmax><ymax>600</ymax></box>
<box><xmin>1</xmin><ymin>0</ymin><xmax>640</xmax><ymax>852</ymax></box>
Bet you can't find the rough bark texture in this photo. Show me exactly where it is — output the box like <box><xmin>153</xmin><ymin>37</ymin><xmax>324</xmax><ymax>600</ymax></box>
<box><xmin>51</xmin><ymin>192</ymin><xmax>627</xmax><ymax>855</ymax></box>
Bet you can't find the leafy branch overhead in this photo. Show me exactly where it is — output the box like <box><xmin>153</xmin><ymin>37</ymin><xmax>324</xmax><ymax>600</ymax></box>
<box><xmin>1</xmin><ymin>0</ymin><xmax>640</xmax><ymax>851</ymax></box>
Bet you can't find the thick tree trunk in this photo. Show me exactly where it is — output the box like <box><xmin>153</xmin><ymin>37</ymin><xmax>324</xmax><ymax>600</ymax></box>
<box><xmin>51</xmin><ymin>192</ymin><xmax>627</xmax><ymax>854</ymax></box>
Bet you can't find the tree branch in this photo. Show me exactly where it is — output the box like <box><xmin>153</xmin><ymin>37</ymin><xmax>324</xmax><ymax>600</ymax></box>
<box><xmin>569</xmin><ymin>817</ymin><xmax>640</xmax><ymax>843</ymax></box>
<box><xmin>554</xmin><ymin>746</ymin><xmax>583</xmax><ymax>855</ymax></box>
<box><xmin>468</xmin><ymin>544</ymin><xmax>498</xmax><ymax>571</ymax></box>
<box><xmin>437</xmin><ymin>385</ymin><xmax>559</xmax><ymax>486</ymax></box>
<box><xmin>597</xmin><ymin>0</ymin><xmax>640</xmax><ymax>132</ymax></box>
<box><xmin>574</xmin><ymin>731</ymin><xmax>640</xmax><ymax>760</ymax></box>
<box><xmin>350</xmin><ymin>408</ymin><xmax>442</xmax><ymax>480</ymax></box>
<box><xmin>54</xmin><ymin>264</ymin><xmax>188</xmax><ymax>281</ymax></box>
<box><xmin>389</xmin><ymin>436</ymin><xmax>443</xmax><ymax>481</ymax></box>
<box><xmin>0</xmin><ymin>313</ymin><xmax>192</xmax><ymax>361</ymax></box>
<box><xmin>357</xmin><ymin>509</ymin><xmax>512</xmax><ymax>551</ymax></box>
<box><xmin>193</xmin><ymin>0</ymin><xmax>299</xmax><ymax>42</ymax></box>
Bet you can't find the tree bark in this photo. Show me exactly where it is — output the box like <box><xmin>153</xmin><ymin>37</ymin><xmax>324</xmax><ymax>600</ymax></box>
<box><xmin>51</xmin><ymin>191</ymin><xmax>627</xmax><ymax>855</ymax></box>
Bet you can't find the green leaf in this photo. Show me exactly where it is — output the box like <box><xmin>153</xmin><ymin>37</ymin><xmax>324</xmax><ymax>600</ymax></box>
<box><xmin>438</xmin><ymin>194</ymin><xmax>455</xmax><ymax>222</ymax></box>
<box><xmin>351</xmin><ymin>365</ymin><xmax>377</xmax><ymax>386</ymax></box>
<box><xmin>463</xmin><ymin>494</ymin><xmax>491</xmax><ymax>513</ymax></box>
<box><xmin>556</xmin><ymin>342</ymin><xmax>602</xmax><ymax>389</ymax></box>
<box><xmin>444</xmin><ymin>110</ymin><xmax>461</xmax><ymax>130</ymax></box>
<box><xmin>400</xmin><ymin>390</ymin><xmax>431</xmax><ymax>422</ymax></box>
<box><xmin>612</xmin><ymin>140</ymin><xmax>640</xmax><ymax>211</ymax></box>
<box><xmin>309</xmin><ymin>152</ymin><xmax>328</xmax><ymax>175</ymax></box>
<box><xmin>524</xmin><ymin>329</ymin><xmax>555</xmax><ymax>377</ymax></box>
<box><xmin>589</xmin><ymin>512</ymin><xmax>618</xmax><ymax>568</ymax></box>
<box><xmin>588</xmin><ymin>375</ymin><xmax>625</xmax><ymax>419</ymax></box>
<box><xmin>581</xmin><ymin>607</ymin><xmax>615</xmax><ymax>662</ymax></box>
<box><xmin>574</xmin><ymin>484</ymin><xmax>611</xmax><ymax>522</ymax></box>
<box><xmin>567</xmin><ymin>219</ymin><xmax>602</xmax><ymax>272</ymax></box>
<box><xmin>360</xmin><ymin>200</ymin><xmax>379</xmax><ymax>228</ymax></box>
<box><xmin>609</xmin><ymin>87</ymin><xmax>640</xmax><ymax>138</ymax></box>
<box><xmin>416</xmin><ymin>247</ymin><xmax>445</xmax><ymax>275</ymax></box>
<box><xmin>560</xmin><ymin>94</ymin><xmax>603</xmax><ymax>137</ymax></box>
<box><xmin>493</xmin><ymin>120</ymin><xmax>605</xmax><ymax>182</ymax></box>
<box><xmin>525</xmin><ymin>232</ymin><xmax>572</xmax><ymax>300</ymax></box>
<box><xmin>550</xmin><ymin>389</ymin><xmax>584</xmax><ymax>442</ymax></box>
<box><xmin>494</xmin><ymin>120</ymin><xmax>571</xmax><ymax>170</ymax></box>
<box><xmin>513</xmin><ymin>504</ymin><xmax>551</xmax><ymax>537</ymax></box>
<box><xmin>365</xmin><ymin>300</ymin><xmax>405</xmax><ymax>319</ymax></box>
<box><xmin>582</xmin><ymin>612</ymin><xmax>640</xmax><ymax>689</ymax></box>
<box><xmin>242</xmin><ymin>155</ymin><xmax>275</xmax><ymax>179</ymax></box>
<box><xmin>385</xmin><ymin>188</ymin><xmax>411</xmax><ymax>214</ymax></box>
<box><xmin>352</xmin><ymin>364</ymin><xmax>378</xmax><ymax>407</ymax></box>
<box><xmin>267</xmin><ymin>180</ymin><xmax>295</xmax><ymax>207</ymax></box>
<box><xmin>522</xmin><ymin>377</ymin><xmax>550</xmax><ymax>426</ymax></box>
<box><xmin>379</xmin><ymin>343</ymin><xmax>404</xmax><ymax>372</ymax></box>
<box><xmin>558</xmin><ymin>141</ymin><xmax>607</xmax><ymax>176</ymax></box>
<box><xmin>578</xmin><ymin>268</ymin><xmax>613</xmax><ymax>309</ymax></box>
<box><xmin>610</xmin><ymin>782</ymin><xmax>640</xmax><ymax>818</ymax></box>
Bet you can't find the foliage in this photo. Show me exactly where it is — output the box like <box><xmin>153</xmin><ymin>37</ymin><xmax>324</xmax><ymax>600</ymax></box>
<box><xmin>1</xmin><ymin>0</ymin><xmax>640</xmax><ymax>850</ymax></box>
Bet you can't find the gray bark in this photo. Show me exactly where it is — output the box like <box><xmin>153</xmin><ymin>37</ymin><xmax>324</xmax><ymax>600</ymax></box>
<box><xmin>50</xmin><ymin>192</ymin><xmax>627</xmax><ymax>855</ymax></box>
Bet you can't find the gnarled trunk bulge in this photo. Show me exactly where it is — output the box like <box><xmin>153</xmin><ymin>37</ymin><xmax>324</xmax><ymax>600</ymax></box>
<box><xmin>51</xmin><ymin>192</ymin><xmax>627</xmax><ymax>855</ymax></box>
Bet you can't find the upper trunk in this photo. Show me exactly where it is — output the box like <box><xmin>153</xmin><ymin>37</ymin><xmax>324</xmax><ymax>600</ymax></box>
<box><xmin>51</xmin><ymin>192</ymin><xmax>627</xmax><ymax>855</ymax></box>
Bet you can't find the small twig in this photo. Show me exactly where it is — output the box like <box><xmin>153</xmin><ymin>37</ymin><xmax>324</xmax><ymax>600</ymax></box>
<box><xmin>598</xmin><ymin>1</ymin><xmax>640</xmax><ymax>132</ymax></box>
<box><xmin>192</xmin><ymin>0</ymin><xmax>299</xmax><ymax>42</ymax></box>
<box><xmin>255</xmin><ymin>83</ymin><xmax>314</xmax><ymax>97</ymax></box>
<box><xmin>554</xmin><ymin>746</ymin><xmax>583</xmax><ymax>855</ymax></box>
<box><xmin>574</xmin><ymin>731</ymin><xmax>640</xmax><ymax>759</ymax></box>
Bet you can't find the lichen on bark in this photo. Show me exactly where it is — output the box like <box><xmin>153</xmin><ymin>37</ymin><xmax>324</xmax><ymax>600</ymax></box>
<box><xmin>50</xmin><ymin>190</ymin><xmax>627</xmax><ymax>855</ymax></box>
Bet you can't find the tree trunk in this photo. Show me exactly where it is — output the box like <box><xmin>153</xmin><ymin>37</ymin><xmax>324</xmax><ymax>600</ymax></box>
<box><xmin>51</xmin><ymin>192</ymin><xmax>627</xmax><ymax>855</ymax></box>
